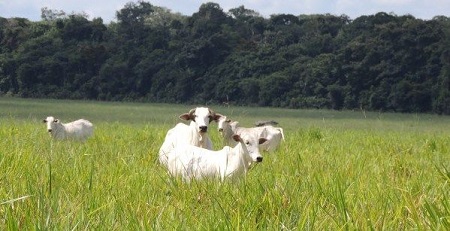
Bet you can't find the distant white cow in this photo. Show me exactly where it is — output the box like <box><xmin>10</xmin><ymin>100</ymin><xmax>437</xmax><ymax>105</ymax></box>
<box><xmin>258</xmin><ymin>125</ymin><xmax>285</xmax><ymax>152</ymax></box>
<box><xmin>158</xmin><ymin>107</ymin><xmax>223</xmax><ymax>166</ymax></box>
<box><xmin>167</xmin><ymin>134</ymin><xmax>266</xmax><ymax>182</ymax></box>
<box><xmin>43</xmin><ymin>116</ymin><xmax>94</xmax><ymax>141</ymax></box>
<box><xmin>218</xmin><ymin>116</ymin><xmax>285</xmax><ymax>152</ymax></box>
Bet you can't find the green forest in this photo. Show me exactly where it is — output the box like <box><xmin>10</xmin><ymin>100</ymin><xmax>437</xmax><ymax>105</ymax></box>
<box><xmin>1</xmin><ymin>1</ymin><xmax>449</xmax><ymax>114</ymax></box>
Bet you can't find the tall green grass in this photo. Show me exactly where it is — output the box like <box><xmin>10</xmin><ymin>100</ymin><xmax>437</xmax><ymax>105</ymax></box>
<box><xmin>0</xmin><ymin>97</ymin><xmax>449</xmax><ymax>229</ymax></box>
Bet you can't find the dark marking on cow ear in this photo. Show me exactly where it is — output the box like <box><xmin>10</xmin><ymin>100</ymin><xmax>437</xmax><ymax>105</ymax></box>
<box><xmin>258</xmin><ymin>138</ymin><xmax>268</xmax><ymax>144</ymax></box>
<box><xmin>212</xmin><ymin>113</ymin><xmax>224</xmax><ymax>122</ymax></box>
<box><xmin>179</xmin><ymin>113</ymin><xmax>191</xmax><ymax>121</ymax></box>
<box><xmin>232</xmin><ymin>134</ymin><xmax>241</xmax><ymax>142</ymax></box>
<box><xmin>188</xmin><ymin>108</ymin><xmax>196</xmax><ymax>119</ymax></box>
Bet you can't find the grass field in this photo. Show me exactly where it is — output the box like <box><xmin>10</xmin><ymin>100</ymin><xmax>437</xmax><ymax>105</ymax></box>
<box><xmin>1</xmin><ymin>97</ymin><xmax>449</xmax><ymax>230</ymax></box>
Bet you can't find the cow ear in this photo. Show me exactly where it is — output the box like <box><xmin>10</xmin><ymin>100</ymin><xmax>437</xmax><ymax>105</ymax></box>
<box><xmin>180</xmin><ymin>108</ymin><xmax>196</xmax><ymax>121</ymax></box>
<box><xmin>179</xmin><ymin>113</ymin><xmax>191</xmax><ymax>121</ymax></box>
<box><xmin>232</xmin><ymin>134</ymin><xmax>241</xmax><ymax>142</ymax></box>
<box><xmin>212</xmin><ymin>113</ymin><xmax>224</xmax><ymax>122</ymax></box>
<box><xmin>258</xmin><ymin>138</ymin><xmax>268</xmax><ymax>144</ymax></box>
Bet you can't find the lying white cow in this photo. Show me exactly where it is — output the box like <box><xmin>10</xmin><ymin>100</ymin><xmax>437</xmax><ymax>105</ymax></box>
<box><xmin>255</xmin><ymin>120</ymin><xmax>279</xmax><ymax>127</ymax></box>
<box><xmin>158</xmin><ymin>107</ymin><xmax>223</xmax><ymax>166</ymax></box>
<box><xmin>218</xmin><ymin>116</ymin><xmax>285</xmax><ymax>152</ymax></box>
<box><xmin>43</xmin><ymin>116</ymin><xmax>94</xmax><ymax>141</ymax></box>
<box><xmin>167</xmin><ymin>134</ymin><xmax>266</xmax><ymax>182</ymax></box>
<box><xmin>256</xmin><ymin>123</ymin><xmax>285</xmax><ymax>152</ymax></box>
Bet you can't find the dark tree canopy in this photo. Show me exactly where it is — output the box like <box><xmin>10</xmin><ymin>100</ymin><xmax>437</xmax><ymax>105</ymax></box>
<box><xmin>1</xmin><ymin>1</ymin><xmax>449</xmax><ymax>114</ymax></box>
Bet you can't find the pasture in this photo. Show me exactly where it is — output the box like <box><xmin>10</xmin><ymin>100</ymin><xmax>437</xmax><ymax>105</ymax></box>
<box><xmin>0</xmin><ymin>97</ymin><xmax>449</xmax><ymax>230</ymax></box>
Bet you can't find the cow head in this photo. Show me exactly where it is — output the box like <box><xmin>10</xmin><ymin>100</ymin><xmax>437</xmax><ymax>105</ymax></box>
<box><xmin>43</xmin><ymin>116</ymin><xmax>60</xmax><ymax>134</ymax></box>
<box><xmin>179</xmin><ymin>107</ymin><xmax>222</xmax><ymax>133</ymax></box>
<box><xmin>232</xmin><ymin>133</ymin><xmax>266</xmax><ymax>163</ymax></box>
<box><xmin>217</xmin><ymin>115</ymin><xmax>232</xmax><ymax>135</ymax></box>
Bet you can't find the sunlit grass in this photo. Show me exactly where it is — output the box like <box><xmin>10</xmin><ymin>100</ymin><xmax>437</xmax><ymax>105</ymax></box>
<box><xmin>0</xmin><ymin>97</ymin><xmax>449</xmax><ymax>229</ymax></box>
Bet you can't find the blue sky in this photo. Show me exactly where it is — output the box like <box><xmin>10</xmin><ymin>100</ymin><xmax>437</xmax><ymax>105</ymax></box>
<box><xmin>0</xmin><ymin>0</ymin><xmax>449</xmax><ymax>23</ymax></box>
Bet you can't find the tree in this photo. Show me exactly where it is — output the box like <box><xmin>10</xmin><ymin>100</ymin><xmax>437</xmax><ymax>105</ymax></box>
<box><xmin>1</xmin><ymin>3</ymin><xmax>450</xmax><ymax>114</ymax></box>
<box><xmin>115</xmin><ymin>1</ymin><xmax>154</xmax><ymax>43</ymax></box>
<box><xmin>41</xmin><ymin>7</ymin><xmax>66</xmax><ymax>21</ymax></box>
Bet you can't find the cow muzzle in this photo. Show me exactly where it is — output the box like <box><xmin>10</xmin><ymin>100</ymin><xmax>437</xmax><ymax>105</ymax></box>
<box><xmin>256</xmin><ymin>156</ymin><xmax>263</xmax><ymax>162</ymax></box>
<box><xmin>199</xmin><ymin>126</ymin><xmax>208</xmax><ymax>133</ymax></box>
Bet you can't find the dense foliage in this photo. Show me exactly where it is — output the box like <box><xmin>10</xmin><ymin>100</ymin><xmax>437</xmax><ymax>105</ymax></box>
<box><xmin>1</xmin><ymin>1</ymin><xmax>449</xmax><ymax>114</ymax></box>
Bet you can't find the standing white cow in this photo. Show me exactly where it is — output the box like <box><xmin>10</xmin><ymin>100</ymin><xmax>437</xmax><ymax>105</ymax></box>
<box><xmin>158</xmin><ymin>107</ymin><xmax>223</xmax><ymax>166</ymax></box>
<box><xmin>167</xmin><ymin>134</ymin><xmax>266</xmax><ymax>182</ymax></box>
<box><xmin>218</xmin><ymin>116</ymin><xmax>284</xmax><ymax>152</ymax></box>
<box><xmin>43</xmin><ymin>116</ymin><xmax>94</xmax><ymax>141</ymax></box>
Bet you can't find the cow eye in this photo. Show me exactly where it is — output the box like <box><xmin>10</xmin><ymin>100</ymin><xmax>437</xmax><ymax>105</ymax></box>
<box><xmin>245</xmin><ymin>141</ymin><xmax>250</xmax><ymax>145</ymax></box>
<box><xmin>54</xmin><ymin>120</ymin><xmax>58</xmax><ymax>123</ymax></box>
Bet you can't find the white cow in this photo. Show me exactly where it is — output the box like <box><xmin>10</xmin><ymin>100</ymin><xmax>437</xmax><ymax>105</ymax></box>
<box><xmin>258</xmin><ymin>125</ymin><xmax>285</xmax><ymax>152</ymax></box>
<box><xmin>43</xmin><ymin>116</ymin><xmax>94</xmax><ymax>141</ymax></box>
<box><xmin>167</xmin><ymin>134</ymin><xmax>266</xmax><ymax>182</ymax></box>
<box><xmin>218</xmin><ymin>116</ymin><xmax>285</xmax><ymax>152</ymax></box>
<box><xmin>158</xmin><ymin>107</ymin><xmax>223</xmax><ymax>166</ymax></box>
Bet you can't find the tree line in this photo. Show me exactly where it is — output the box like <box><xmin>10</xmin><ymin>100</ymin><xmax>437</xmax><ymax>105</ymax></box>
<box><xmin>1</xmin><ymin>1</ymin><xmax>449</xmax><ymax>114</ymax></box>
